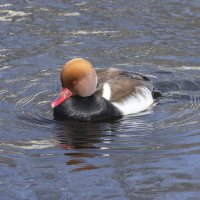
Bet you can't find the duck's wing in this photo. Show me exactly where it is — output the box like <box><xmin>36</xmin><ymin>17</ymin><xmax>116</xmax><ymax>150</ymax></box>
<box><xmin>96</xmin><ymin>68</ymin><xmax>151</xmax><ymax>82</ymax></box>
<box><xmin>95</xmin><ymin>68</ymin><xmax>153</xmax><ymax>102</ymax></box>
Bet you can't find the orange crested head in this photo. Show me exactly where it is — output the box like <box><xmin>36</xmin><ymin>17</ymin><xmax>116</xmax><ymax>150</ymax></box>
<box><xmin>60</xmin><ymin>58</ymin><xmax>97</xmax><ymax>97</ymax></box>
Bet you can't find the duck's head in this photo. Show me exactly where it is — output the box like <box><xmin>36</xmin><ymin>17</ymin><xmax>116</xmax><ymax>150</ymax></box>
<box><xmin>60</xmin><ymin>58</ymin><xmax>97</xmax><ymax>97</ymax></box>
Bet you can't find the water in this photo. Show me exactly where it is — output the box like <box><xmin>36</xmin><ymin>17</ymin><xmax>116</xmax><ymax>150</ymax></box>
<box><xmin>0</xmin><ymin>0</ymin><xmax>200</xmax><ymax>199</ymax></box>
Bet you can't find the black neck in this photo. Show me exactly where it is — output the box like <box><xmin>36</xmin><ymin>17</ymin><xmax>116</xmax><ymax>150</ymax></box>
<box><xmin>53</xmin><ymin>95</ymin><xmax>122</xmax><ymax>121</ymax></box>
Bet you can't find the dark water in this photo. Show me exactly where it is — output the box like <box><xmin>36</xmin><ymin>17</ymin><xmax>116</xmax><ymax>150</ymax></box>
<box><xmin>1</xmin><ymin>0</ymin><xmax>200</xmax><ymax>199</ymax></box>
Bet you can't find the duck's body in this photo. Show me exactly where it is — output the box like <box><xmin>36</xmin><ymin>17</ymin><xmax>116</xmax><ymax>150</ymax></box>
<box><xmin>53</xmin><ymin>92</ymin><xmax>122</xmax><ymax>121</ymax></box>
<box><xmin>52</xmin><ymin>58</ymin><xmax>154</xmax><ymax>121</ymax></box>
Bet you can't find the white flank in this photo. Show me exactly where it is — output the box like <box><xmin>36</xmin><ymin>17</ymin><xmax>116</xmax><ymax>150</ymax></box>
<box><xmin>112</xmin><ymin>87</ymin><xmax>154</xmax><ymax>115</ymax></box>
<box><xmin>102</xmin><ymin>83</ymin><xmax>111</xmax><ymax>100</ymax></box>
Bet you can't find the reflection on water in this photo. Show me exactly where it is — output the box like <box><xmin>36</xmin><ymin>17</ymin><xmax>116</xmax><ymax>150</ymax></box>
<box><xmin>1</xmin><ymin>0</ymin><xmax>200</xmax><ymax>199</ymax></box>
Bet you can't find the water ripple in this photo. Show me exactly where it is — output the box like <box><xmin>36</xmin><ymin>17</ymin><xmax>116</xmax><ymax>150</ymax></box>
<box><xmin>154</xmin><ymin>76</ymin><xmax>200</xmax><ymax>129</ymax></box>
<box><xmin>0</xmin><ymin>0</ymin><xmax>200</xmax><ymax>198</ymax></box>
<box><xmin>0</xmin><ymin>9</ymin><xmax>31</xmax><ymax>22</ymax></box>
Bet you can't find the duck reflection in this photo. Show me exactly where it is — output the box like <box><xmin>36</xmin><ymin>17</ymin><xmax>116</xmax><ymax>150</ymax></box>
<box><xmin>54</xmin><ymin>114</ymin><xmax>155</xmax><ymax>172</ymax></box>
<box><xmin>55</xmin><ymin>121</ymin><xmax>105</xmax><ymax>149</ymax></box>
<box><xmin>55</xmin><ymin>120</ymin><xmax>116</xmax><ymax>171</ymax></box>
<box><xmin>65</xmin><ymin>152</ymin><xmax>99</xmax><ymax>172</ymax></box>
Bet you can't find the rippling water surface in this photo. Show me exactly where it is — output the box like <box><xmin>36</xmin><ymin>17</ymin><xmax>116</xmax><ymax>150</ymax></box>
<box><xmin>1</xmin><ymin>0</ymin><xmax>200</xmax><ymax>199</ymax></box>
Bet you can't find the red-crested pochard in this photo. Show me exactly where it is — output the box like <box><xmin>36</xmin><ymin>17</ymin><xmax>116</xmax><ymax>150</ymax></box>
<box><xmin>51</xmin><ymin>58</ymin><xmax>154</xmax><ymax>121</ymax></box>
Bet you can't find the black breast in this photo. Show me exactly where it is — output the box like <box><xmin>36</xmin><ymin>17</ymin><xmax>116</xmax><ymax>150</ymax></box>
<box><xmin>53</xmin><ymin>95</ymin><xmax>122</xmax><ymax>121</ymax></box>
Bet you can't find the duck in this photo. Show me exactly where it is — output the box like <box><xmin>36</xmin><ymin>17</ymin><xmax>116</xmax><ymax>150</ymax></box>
<box><xmin>51</xmin><ymin>58</ymin><xmax>154</xmax><ymax>121</ymax></box>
